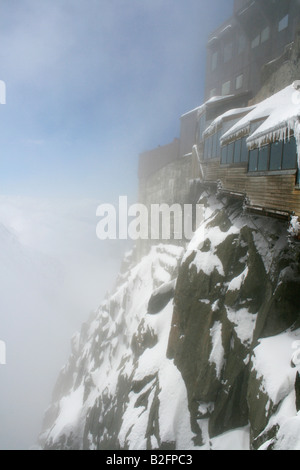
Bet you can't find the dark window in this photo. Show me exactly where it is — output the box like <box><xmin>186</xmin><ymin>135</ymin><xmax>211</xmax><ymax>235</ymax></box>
<box><xmin>282</xmin><ymin>137</ymin><xmax>297</xmax><ymax>170</ymax></box>
<box><xmin>222</xmin><ymin>80</ymin><xmax>231</xmax><ymax>96</ymax></box>
<box><xmin>258</xmin><ymin>145</ymin><xmax>269</xmax><ymax>171</ymax></box>
<box><xmin>227</xmin><ymin>142</ymin><xmax>234</xmax><ymax>164</ymax></box>
<box><xmin>235</xmin><ymin>74</ymin><xmax>243</xmax><ymax>91</ymax></box>
<box><xmin>216</xmin><ymin>129</ymin><xmax>222</xmax><ymax>158</ymax></box>
<box><xmin>270</xmin><ymin>141</ymin><xmax>283</xmax><ymax>170</ymax></box>
<box><xmin>221</xmin><ymin>146</ymin><xmax>227</xmax><ymax>164</ymax></box>
<box><xmin>212</xmin><ymin>133</ymin><xmax>217</xmax><ymax>158</ymax></box>
<box><xmin>249</xmin><ymin>149</ymin><xmax>258</xmax><ymax>171</ymax></box>
<box><xmin>234</xmin><ymin>139</ymin><xmax>242</xmax><ymax>163</ymax></box>
<box><xmin>278</xmin><ymin>14</ymin><xmax>289</xmax><ymax>32</ymax></box>
<box><xmin>240</xmin><ymin>137</ymin><xmax>248</xmax><ymax>162</ymax></box>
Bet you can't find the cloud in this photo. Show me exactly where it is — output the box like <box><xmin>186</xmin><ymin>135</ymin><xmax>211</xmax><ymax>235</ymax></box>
<box><xmin>0</xmin><ymin>194</ymin><xmax>128</xmax><ymax>449</ymax></box>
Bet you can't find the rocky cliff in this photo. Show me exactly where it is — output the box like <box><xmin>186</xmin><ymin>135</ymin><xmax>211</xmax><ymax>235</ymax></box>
<box><xmin>39</xmin><ymin>187</ymin><xmax>300</xmax><ymax>450</ymax></box>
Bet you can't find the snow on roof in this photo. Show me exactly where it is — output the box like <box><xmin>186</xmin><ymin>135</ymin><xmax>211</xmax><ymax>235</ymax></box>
<box><xmin>203</xmin><ymin>105</ymin><xmax>255</xmax><ymax>138</ymax></box>
<box><xmin>181</xmin><ymin>95</ymin><xmax>237</xmax><ymax>120</ymax></box>
<box><xmin>180</xmin><ymin>105</ymin><xmax>204</xmax><ymax>119</ymax></box>
<box><xmin>221</xmin><ymin>83</ymin><xmax>300</xmax><ymax>149</ymax></box>
<box><xmin>206</xmin><ymin>94</ymin><xmax>235</xmax><ymax>105</ymax></box>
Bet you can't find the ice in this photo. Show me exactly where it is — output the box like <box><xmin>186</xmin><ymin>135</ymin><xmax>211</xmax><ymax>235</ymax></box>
<box><xmin>221</xmin><ymin>84</ymin><xmax>300</xmax><ymax>169</ymax></box>
<box><xmin>209</xmin><ymin>321</ymin><xmax>225</xmax><ymax>379</ymax></box>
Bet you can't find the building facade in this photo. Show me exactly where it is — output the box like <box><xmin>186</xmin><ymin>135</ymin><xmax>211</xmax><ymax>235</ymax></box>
<box><xmin>138</xmin><ymin>0</ymin><xmax>300</xmax><ymax>235</ymax></box>
<box><xmin>205</xmin><ymin>0</ymin><xmax>300</xmax><ymax>101</ymax></box>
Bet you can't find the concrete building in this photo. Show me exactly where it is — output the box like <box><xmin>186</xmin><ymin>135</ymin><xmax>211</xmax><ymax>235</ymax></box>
<box><xmin>137</xmin><ymin>0</ymin><xmax>300</xmax><ymax>248</ymax></box>
<box><xmin>205</xmin><ymin>0</ymin><xmax>300</xmax><ymax>101</ymax></box>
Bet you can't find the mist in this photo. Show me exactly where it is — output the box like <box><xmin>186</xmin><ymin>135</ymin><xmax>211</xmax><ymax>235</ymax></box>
<box><xmin>0</xmin><ymin>0</ymin><xmax>233</xmax><ymax>450</ymax></box>
<box><xmin>0</xmin><ymin>196</ymin><xmax>130</xmax><ymax>449</ymax></box>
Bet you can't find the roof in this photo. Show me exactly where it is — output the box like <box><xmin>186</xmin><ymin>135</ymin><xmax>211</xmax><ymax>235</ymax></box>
<box><xmin>203</xmin><ymin>105</ymin><xmax>255</xmax><ymax>138</ymax></box>
<box><xmin>180</xmin><ymin>95</ymin><xmax>237</xmax><ymax>119</ymax></box>
<box><xmin>221</xmin><ymin>82</ymin><xmax>300</xmax><ymax>149</ymax></box>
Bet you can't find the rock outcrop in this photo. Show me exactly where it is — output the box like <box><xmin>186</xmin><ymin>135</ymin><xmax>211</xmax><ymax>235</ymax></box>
<box><xmin>39</xmin><ymin>188</ymin><xmax>300</xmax><ymax>450</ymax></box>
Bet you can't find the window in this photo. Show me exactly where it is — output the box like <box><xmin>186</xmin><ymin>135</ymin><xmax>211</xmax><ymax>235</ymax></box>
<box><xmin>203</xmin><ymin>131</ymin><xmax>222</xmax><ymax>160</ymax></box>
<box><xmin>234</xmin><ymin>138</ymin><xmax>242</xmax><ymax>163</ymax></box>
<box><xmin>212</xmin><ymin>133</ymin><xmax>217</xmax><ymax>157</ymax></box>
<box><xmin>258</xmin><ymin>145</ymin><xmax>269</xmax><ymax>171</ymax></box>
<box><xmin>211</xmin><ymin>51</ymin><xmax>218</xmax><ymax>71</ymax></box>
<box><xmin>222</xmin><ymin>80</ymin><xmax>231</xmax><ymax>96</ymax></box>
<box><xmin>209</xmin><ymin>88</ymin><xmax>217</xmax><ymax>99</ymax></box>
<box><xmin>221</xmin><ymin>146</ymin><xmax>227</xmax><ymax>164</ymax></box>
<box><xmin>227</xmin><ymin>142</ymin><xmax>234</xmax><ymax>164</ymax></box>
<box><xmin>224</xmin><ymin>42</ymin><xmax>233</xmax><ymax>63</ymax></box>
<box><xmin>248</xmin><ymin>138</ymin><xmax>297</xmax><ymax>172</ymax></box>
<box><xmin>220</xmin><ymin>138</ymin><xmax>249</xmax><ymax>166</ymax></box>
<box><xmin>269</xmin><ymin>141</ymin><xmax>283</xmax><ymax>170</ymax></box>
<box><xmin>240</xmin><ymin>137</ymin><xmax>248</xmax><ymax>162</ymax></box>
<box><xmin>216</xmin><ymin>129</ymin><xmax>222</xmax><ymax>158</ymax></box>
<box><xmin>207</xmin><ymin>136</ymin><xmax>212</xmax><ymax>159</ymax></box>
<box><xmin>261</xmin><ymin>26</ymin><xmax>270</xmax><ymax>43</ymax></box>
<box><xmin>251</xmin><ymin>34</ymin><xmax>260</xmax><ymax>49</ymax></box>
<box><xmin>278</xmin><ymin>14</ymin><xmax>289</xmax><ymax>32</ymax></box>
<box><xmin>249</xmin><ymin>149</ymin><xmax>259</xmax><ymax>172</ymax></box>
<box><xmin>236</xmin><ymin>74</ymin><xmax>243</xmax><ymax>90</ymax></box>
<box><xmin>282</xmin><ymin>137</ymin><xmax>297</xmax><ymax>169</ymax></box>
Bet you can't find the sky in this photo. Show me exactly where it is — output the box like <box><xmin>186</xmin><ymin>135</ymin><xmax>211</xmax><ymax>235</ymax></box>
<box><xmin>0</xmin><ymin>0</ymin><xmax>233</xmax><ymax>450</ymax></box>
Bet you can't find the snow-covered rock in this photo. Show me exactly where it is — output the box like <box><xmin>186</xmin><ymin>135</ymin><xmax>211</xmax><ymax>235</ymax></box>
<box><xmin>39</xmin><ymin>189</ymin><xmax>300</xmax><ymax>450</ymax></box>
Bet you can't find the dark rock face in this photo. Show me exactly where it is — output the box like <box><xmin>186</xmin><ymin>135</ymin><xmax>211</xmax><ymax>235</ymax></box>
<box><xmin>148</xmin><ymin>280</ymin><xmax>176</xmax><ymax>315</ymax></box>
<box><xmin>167</xmin><ymin>194</ymin><xmax>300</xmax><ymax>448</ymax></box>
<box><xmin>39</xmin><ymin>192</ymin><xmax>300</xmax><ymax>451</ymax></box>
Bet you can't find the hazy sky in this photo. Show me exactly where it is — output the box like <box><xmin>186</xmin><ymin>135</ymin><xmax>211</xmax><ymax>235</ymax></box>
<box><xmin>0</xmin><ymin>0</ymin><xmax>232</xmax><ymax>201</ymax></box>
<box><xmin>0</xmin><ymin>0</ymin><xmax>233</xmax><ymax>450</ymax></box>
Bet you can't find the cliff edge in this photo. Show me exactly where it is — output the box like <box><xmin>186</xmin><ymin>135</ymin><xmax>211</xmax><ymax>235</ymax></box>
<box><xmin>39</xmin><ymin>188</ymin><xmax>300</xmax><ymax>450</ymax></box>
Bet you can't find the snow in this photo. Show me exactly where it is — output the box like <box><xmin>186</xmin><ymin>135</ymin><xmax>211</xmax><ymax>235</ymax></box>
<box><xmin>41</xmin><ymin>193</ymin><xmax>300</xmax><ymax>451</ymax></box>
<box><xmin>227</xmin><ymin>267</ymin><xmax>249</xmax><ymax>292</ymax></box>
<box><xmin>209</xmin><ymin>321</ymin><xmax>225</xmax><ymax>379</ymax></box>
<box><xmin>252</xmin><ymin>330</ymin><xmax>300</xmax><ymax>406</ymax></box>
<box><xmin>210</xmin><ymin>426</ymin><xmax>250</xmax><ymax>451</ymax></box>
<box><xmin>221</xmin><ymin>83</ymin><xmax>300</xmax><ymax>169</ymax></box>
<box><xmin>50</xmin><ymin>385</ymin><xmax>84</xmax><ymax>442</ymax></box>
<box><xmin>43</xmin><ymin>244</ymin><xmax>198</xmax><ymax>450</ymax></box>
<box><xmin>226</xmin><ymin>307</ymin><xmax>257</xmax><ymax>346</ymax></box>
<box><xmin>190</xmin><ymin>249</ymin><xmax>224</xmax><ymax>276</ymax></box>
<box><xmin>203</xmin><ymin>106</ymin><xmax>255</xmax><ymax>138</ymax></box>
<box><xmin>272</xmin><ymin>416</ymin><xmax>300</xmax><ymax>450</ymax></box>
<box><xmin>288</xmin><ymin>216</ymin><xmax>300</xmax><ymax>237</ymax></box>
<box><xmin>185</xmin><ymin>218</ymin><xmax>240</xmax><ymax>277</ymax></box>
